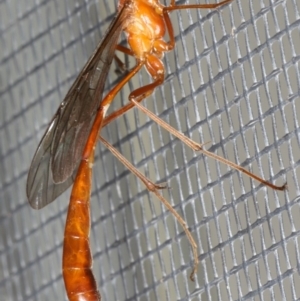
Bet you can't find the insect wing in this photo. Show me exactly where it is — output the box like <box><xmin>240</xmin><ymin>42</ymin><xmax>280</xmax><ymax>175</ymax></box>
<box><xmin>27</xmin><ymin>5</ymin><xmax>130</xmax><ymax>209</ymax></box>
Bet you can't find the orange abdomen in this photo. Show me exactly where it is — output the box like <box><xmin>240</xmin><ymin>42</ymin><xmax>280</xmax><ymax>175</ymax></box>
<box><xmin>62</xmin><ymin>153</ymin><xmax>101</xmax><ymax>301</ymax></box>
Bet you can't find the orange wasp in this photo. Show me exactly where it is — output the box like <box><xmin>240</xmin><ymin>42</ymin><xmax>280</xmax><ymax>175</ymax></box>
<box><xmin>27</xmin><ymin>0</ymin><xmax>286</xmax><ymax>300</ymax></box>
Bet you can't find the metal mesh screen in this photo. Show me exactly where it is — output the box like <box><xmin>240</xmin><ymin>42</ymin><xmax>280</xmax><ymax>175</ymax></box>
<box><xmin>0</xmin><ymin>0</ymin><xmax>299</xmax><ymax>300</ymax></box>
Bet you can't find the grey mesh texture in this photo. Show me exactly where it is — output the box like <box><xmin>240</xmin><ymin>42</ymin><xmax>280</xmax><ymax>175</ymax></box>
<box><xmin>0</xmin><ymin>0</ymin><xmax>299</xmax><ymax>300</ymax></box>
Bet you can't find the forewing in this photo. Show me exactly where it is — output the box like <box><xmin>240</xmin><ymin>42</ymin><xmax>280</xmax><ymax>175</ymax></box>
<box><xmin>27</xmin><ymin>5</ymin><xmax>130</xmax><ymax>209</ymax></box>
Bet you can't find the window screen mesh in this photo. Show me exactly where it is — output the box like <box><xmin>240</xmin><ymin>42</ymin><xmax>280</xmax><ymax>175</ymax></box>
<box><xmin>0</xmin><ymin>0</ymin><xmax>299</xmax><ymax>300</ymax></box>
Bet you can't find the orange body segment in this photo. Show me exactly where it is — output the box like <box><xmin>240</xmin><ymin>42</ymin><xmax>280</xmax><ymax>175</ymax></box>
<box><xmin>63</xmin><ymin>147</ymin><xmax>100</xmax><ymax>301</ymax></box>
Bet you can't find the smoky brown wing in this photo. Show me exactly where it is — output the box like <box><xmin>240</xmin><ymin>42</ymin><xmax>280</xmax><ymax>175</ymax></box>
<box><xmin>27</xmin><ymin>5</ymin><xmax>130</xmax><ymax>209</ymax></box>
